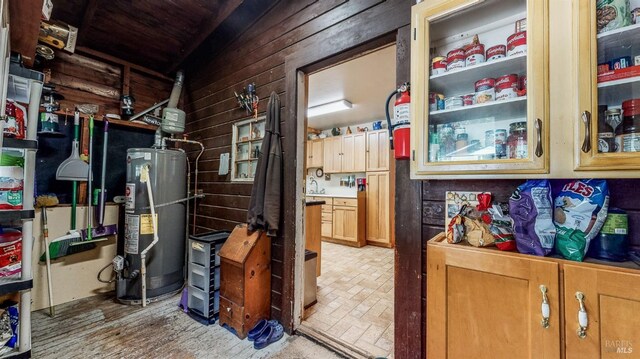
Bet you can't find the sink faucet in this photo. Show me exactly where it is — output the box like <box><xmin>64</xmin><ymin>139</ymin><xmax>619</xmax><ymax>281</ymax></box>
<box><xmin>310</xmin><ymin>178</ymin><xmax>319</xmax><ymax>194</ymax></box>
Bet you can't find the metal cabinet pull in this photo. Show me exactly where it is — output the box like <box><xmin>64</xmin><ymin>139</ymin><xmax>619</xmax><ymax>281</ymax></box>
<box><xmin>540</xmin><ymin>285</ymin><xmax>550</xmax><ymax>328</ymax></box>
<box><xmin>581</xmin><ymin>111</ymin><xmax>592</xmax><ymax>153</ymax></box>
<box><xmin>535</xmin><ymin>118</ymin><xmax>543</xmax><ymax>157</ymax></box>
<box><xmin>576</xmin><ymin>292</ymin><xmax>588</xmax><ymax>339</ymax></box>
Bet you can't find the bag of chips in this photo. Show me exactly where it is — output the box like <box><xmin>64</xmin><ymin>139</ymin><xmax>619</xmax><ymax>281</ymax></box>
<box><xmin>488</xmin><ymin>205</ymin><xmax>516</xmax><ymax>251</ymax></box>
<box><xmin>509</xmin><ymin>180</ymin><xmax>556</xmax><ymax>256</ymax></box>
<box><xmin>554</xmin><ymin>179</ymin><xmax>609</xmax><ymax>261</ymax></box>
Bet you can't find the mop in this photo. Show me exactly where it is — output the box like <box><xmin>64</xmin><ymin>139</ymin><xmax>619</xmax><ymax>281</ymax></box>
<box><xmin>46</xmin><ymin>105</ymin><xmax>116</xmax><ymax>258</ymax></box>
<box><xmin>43</xmin><ymin>109</ymin><xmax>96</xmax><ymax>261</ymax></box>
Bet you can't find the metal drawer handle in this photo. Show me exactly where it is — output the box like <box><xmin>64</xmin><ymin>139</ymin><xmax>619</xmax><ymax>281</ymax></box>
<box><xmin>576</xmin><ymin>291</ymin><xmax>588</xmax><ymax>339</ymax></box>
<box><xmin>535</xmin><ymin>118</ymin><xmax>543</xmax><ymax>157</ymax></box>
<box><xmin>540</xmin><ymin>285</ymin><xmax>550</xmax><ymax>328</ymax></box>
<box><xmin>581</xmin><ymin>111</ymin><xmax>592</xmax><ymax>153</ymax></box>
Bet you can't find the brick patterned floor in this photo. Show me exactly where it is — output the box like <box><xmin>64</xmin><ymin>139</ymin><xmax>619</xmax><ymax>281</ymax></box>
<box><xmin>303</xmin><ymin>241</ymin><xmax>394</xmax><ymax>358</ymax></box>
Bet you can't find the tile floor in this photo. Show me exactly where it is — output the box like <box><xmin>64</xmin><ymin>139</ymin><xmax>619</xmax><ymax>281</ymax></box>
<box><xmin>303</xmin><ymin>241</ymin><xmax>394</xmax><ymax>358</ymax></box>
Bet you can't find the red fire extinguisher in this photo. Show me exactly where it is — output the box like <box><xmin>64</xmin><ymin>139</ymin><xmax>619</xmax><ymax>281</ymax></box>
<box><xmin>385</xmin><ymin>82</ymin><xmax>411</xmax><ymax>160</ymax></box>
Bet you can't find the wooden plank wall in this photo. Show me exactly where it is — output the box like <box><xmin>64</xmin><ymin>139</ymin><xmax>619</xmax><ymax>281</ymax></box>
<box><xmin>183</xmin><ymin>0</ymin><xmax>413</xmax><ymax>337</ymax></box>
<box><xmin>45</xmin><ymin>51</ymin><xmax>172</xmax><ymax>115</ymax></box>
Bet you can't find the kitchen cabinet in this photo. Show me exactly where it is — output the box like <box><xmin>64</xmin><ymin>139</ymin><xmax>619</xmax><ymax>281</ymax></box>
<box><xmin>574</xmin><ymin>1</ymin><xmax>640</xmax><ymax>171</ymax></box>
<box><xmin>322</xmin><ymin>133</ymin><xmax>366</xmax><ymax>173</ymax></box>
<box><xmin>366</xmin><ymin>130</ymin><xmax>390</xmax><ymax>171</ymax></box>
<box><xmin>306</xmin><ymin>139</ymin><xmax>323</xmax><ymax>168</ymax></box>
<box><xmin>410</xmin><ymin>0</ymin><xmax>549</xmax><ymax>177</ymax></box>
<box><xmin>563</xmin><ymin>264</ymin><xmax>640</xmax><ymax>358</ymax></box>
<box><xmin>365</xmin><ymin>171</ymin><xmax>394</xmax><ymax>247</ymax></box>
<box><xmin>427</xmin><ymin>234</ymin><xmax>560</xmax><ymax>358</ymax></box>
<box><xmin>341</xmin><ymin>133</ymin><xmax>366</xmax><ymax>173</ymax></box>
<box><xmin>311</xmin><ymin>194</ymin><xmax>365</xmax><ymax>247</ymax></box>
<box><xmin>323</xmin><ymin>136</ymin><xmax>342</xmax><ymax>173</ymax></box>
<box><xmin>427</xmin><ymin>233</ymin><xmax>640</xmax><ymax>358</ymax></box>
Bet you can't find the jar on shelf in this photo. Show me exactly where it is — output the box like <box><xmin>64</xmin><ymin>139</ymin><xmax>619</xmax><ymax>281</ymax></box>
<box><xmin>456</xmin><ymin>133</ymin><xmax>469</xmax><ymax>154</ymax></box>
<box><xmin>622</xmin><ymin>99</ymin><xmax>640</xmax><ymax>152</ymax></box>
<box><xmin>495</xmin><ymin>129</ymin><xmax>507</xmax><ymax>158</ymax></box>
<box><xmin>606</xmin><ymin>108</ymin><xmax>623</xmax><ymax>152</ymax></box>
<box><xmin>507</xmin><ymin>121</ymin><xmax>527</xmax><ymax>159</ymax></box>
<box><xmin>439</xmin><ymin>124</ymin><xmax>456</xmax><ymax>159</ymax></box>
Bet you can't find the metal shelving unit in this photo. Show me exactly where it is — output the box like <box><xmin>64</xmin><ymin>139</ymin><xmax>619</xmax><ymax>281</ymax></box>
<box><xmin>0</xmin><ymin>1</ymin><xmax>43</xmax><ymax>354</ymax></box>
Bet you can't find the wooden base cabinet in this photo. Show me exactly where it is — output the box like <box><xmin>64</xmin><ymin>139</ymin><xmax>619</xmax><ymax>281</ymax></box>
<box><xmin>428</xmin><ymin>233</ymin><xmax>640</xmax><ymax>358</ymax></box>
<box><xmin>563</xmin><ymin>265</ymin><xmax>640</xmax><ymax>359</ymax></box>
<box><xmin>365</xmin><ymin>171</ymin><xmax>394</xmax><ymax>248</ymax></box>
<box><xmin>427</xmin><ymin>235</ymin><xmax>560</xmax><ymax>359</ymax></box>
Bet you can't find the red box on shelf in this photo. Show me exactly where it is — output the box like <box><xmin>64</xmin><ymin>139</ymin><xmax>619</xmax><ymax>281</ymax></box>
<box><xmin>597</xmin><ymin>65</ymin><xmax>640</xmax><ymax>83</ymax></box>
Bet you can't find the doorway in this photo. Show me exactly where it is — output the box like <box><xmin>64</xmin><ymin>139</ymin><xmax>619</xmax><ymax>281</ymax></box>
<box><xmin>297</xmin><ymin>45</ymin><xmax>397</xmax><ymax>358</ymax></box>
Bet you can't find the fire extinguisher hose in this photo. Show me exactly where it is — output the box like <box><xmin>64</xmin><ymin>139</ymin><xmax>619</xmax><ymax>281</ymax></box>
<box><xmin>385</xmin><ymin>89</ymin><xmax>398</xmax><ymax>150</ymax></box>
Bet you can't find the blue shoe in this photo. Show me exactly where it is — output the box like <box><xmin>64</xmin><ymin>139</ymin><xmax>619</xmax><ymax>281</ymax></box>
<box><xmin>248</xmin><ymin>319</ymin><xmax>278</xmax><ymax>341</ymax></box>
<box><xmin>254</xmin><ymin>322</ymin><xmax>284</xmax><ymax>349</ymax></box>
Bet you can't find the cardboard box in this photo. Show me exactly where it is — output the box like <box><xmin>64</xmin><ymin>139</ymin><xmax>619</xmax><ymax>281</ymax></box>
<box><xmin>39</xmin><ymin>21</ymin><xmax>77</xmax><ymax>53</ymax></box>
<box><xmin>597</xmin><ymin>65</ymin><xmax>640</xmax><ymax>83</ymax></box>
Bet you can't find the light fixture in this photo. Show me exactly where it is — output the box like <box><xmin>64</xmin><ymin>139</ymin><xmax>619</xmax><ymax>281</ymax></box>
<box><xmin>307</xmin><ymin>100</ymin><xmax>352</xmax><ymax>117</ymax></box>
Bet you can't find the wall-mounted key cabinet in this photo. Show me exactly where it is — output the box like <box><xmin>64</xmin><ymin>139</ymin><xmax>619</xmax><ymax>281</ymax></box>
<box><xmin>410</xmin><ymin>0</ymin><xmax>640</xmax><ymax>179</ymax></box>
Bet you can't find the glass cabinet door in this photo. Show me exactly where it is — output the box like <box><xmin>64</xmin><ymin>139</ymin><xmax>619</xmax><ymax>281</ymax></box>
<box><xmin>576</xmin><ymin>0</ymin><xmax>640</xmax><ymax>170</ymax></box>
<box><xmin>411</xmin><ymin>0</ymin><xmax>548</xmax><ymax>176</ymax></box>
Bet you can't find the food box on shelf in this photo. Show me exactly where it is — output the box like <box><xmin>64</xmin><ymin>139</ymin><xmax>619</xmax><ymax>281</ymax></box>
<box><xmin>597</xmin><ymin>65</ymin><xmax>640</xmax><ymax>83</ymax></box>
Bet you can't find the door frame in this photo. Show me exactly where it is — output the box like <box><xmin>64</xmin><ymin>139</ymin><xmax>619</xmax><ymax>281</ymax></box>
<box><xmin>282</xmin><ymin>33</ymin><xmax>397</xmax><ymax>332</ymax></box>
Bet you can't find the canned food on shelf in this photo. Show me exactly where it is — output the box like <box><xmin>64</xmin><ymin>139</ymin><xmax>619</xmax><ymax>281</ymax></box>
<box><xmin>431</xmin><ymin>56</ymin><xmax>447</xmax><ymax>75</ymax></box>
<box><xmin>495</xmin><ymin>74</ymin><xmax>519</xmax><ymax>101</ymax></box>
<box><xmin>444</xmin><ymin>96</ymin><xmax>463</xmax><ymax>110</ymax></box>
<box><xmin>507</xmin><ymin>31</ymin><xmax>527</xmax><ymax>57</ymax></box>
<box><xmin>475</xmin><ymin>78</ymin><xmax>495</xmax><ymax>103</ymax></box>
<box><xmin>465</xmin><ymin>44</ymin><xmax>485</xmax><ymax>66</ymax></box>
<box><xmin>462</xmin><ymin>94</ymin><xmax>475</xmax><ymax>106</ymax></box>
<box><xmin>446</xmin><ymin>48</ymin><xmax>466</xmax><ymax>71</ymax></box>
<box><xmin>486</xmin><ymin>45</ymin><xmax>506</xmax><ymax>61</ymax></box>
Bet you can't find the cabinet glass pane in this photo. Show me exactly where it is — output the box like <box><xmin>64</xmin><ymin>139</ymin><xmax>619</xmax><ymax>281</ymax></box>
<box><xmin>426</xmin><ymin>0</ymin><xmax>529</xmax><ymax>163</ymax></box>
<box><xmin>595</xmin><ymin>5</ymin><xmax>640</xmax><ymax>154</ymax></box>
<box><xmin>237</xmin><ymin>124</ymin><xmax>250</xmax><ymax>142</ymax></box>
<box><xmin>237</xmin><ymin>143</ymin><xmax>250</xmax><ymax>160</ymax></box>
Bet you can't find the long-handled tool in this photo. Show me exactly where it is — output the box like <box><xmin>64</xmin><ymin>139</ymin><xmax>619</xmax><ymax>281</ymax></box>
<box><xmin>41</xmin><ymin>208</ymin><xmax>55</xmax><ymax>317</ymax></box>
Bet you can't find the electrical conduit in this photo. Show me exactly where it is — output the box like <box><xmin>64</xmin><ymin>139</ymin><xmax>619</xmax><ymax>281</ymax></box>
<box><xmin>139</xmin><ymin>165</ymin><xmax>159</xmax><ymax>307</ymax></box>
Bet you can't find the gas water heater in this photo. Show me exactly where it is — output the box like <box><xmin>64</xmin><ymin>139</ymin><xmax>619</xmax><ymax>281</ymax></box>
<box><xmin>117</xmin><ymin>149</ymin><xmax>187</xmax><ymax>304</ymax></box>
<box><xmin>114</xmin><ymin>70</ymin><xmax>200</xmax><ymax>305</ymax></box>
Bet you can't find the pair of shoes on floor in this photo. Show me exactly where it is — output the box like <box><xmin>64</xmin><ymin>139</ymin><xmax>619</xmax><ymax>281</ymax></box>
<box><xmin>248</xmin><ymin>319</ymin><xmax>284</xmax><ymax>349</ymax></box>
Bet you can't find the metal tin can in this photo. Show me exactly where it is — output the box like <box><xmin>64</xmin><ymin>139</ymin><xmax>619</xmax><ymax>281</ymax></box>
<box><xmin>598</xmin><ymin>63</ymin><xmax>610</xmax><ymax>75</ymax></box>
<box><xmin>519</xmin><ymin>75</ymin><xmax>527</xmax><ymax>91</ymax></box>
<box><xmin>611</xmin><ymin>56</ymin><xmax>632</xmax><ymax>70</ymax></box>
<box><xmin>429</xmin><ymin>92</ymin><xmax>444</xmax><ymax>112</ymax></box>
<box><xmin>431</xmin><ymin>56</ymin><xmax>447</xmax><ymax>75</ymax></box>
<box><xmin>474</xmin><ymin>77</ymin><xmax>495</xmax><ymax>103</ymax></box>
<box><xmin>486</xmin><ymin>45</ymin><xmax>506</xmax><ymax>61</ymax></box>
<box><xmin>495</xmin><ymin>74</ymin><xmax>519</xmax><ymax>101</ymax></box>
<box><xmin>446</xmin><ymin>48</ymin><xmax>466</xmax><ymax>71</ymax></box>
<box><xmin>495</xmin><ymin>129</ymin><xmax>507</xmax><ymax>158</ymax></box>
<box><xmin>444</xmin><ymin>96</ymin><xmax>463</xmax><ymax>110</ymax></box>
<box><xmin>465</xmin><ymin>44</ymin><xmax>485</xmax><ymax>66</ymax></box>
<box><xmin>462</xmin><ymin>93</ymin><xmax>475</xmax><ymax>106</ymax></box>
<box><xmin>507</xmin><ymin>31</ymin><xmax>527</xmax><ymax>57</ymax></box>
<box><xmin>515</xmin><ymin>18</ymin><xmax>527</xmax><ymax>32</ymax></box>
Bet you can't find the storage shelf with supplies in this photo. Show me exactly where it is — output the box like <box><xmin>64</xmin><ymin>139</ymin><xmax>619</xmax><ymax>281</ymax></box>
<box><xmin>429</xmin><ymin>53</ymin><xmax>527</xmax><ymax>95</ymax></box>
<box><xmin>430</xmin><ymin>96</ymin><xmax>527</xmax><ymax>123</ymax></box>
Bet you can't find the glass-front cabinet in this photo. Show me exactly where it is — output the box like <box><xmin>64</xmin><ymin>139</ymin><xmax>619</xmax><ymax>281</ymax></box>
<box><xmin>410</xmin><ymin>0</ymin><xmax>549</xmax><ymax>177</ymax></box>
<box><xmin>576</xmin><ymin>0</ymin><xmax>640</xmax><ymax>170</ymax></box>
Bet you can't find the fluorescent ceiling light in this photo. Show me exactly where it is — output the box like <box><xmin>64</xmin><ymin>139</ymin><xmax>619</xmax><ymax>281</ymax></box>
<box><xmin>307</xmin><ymin>100</ymin><xmax>352</xmax><ymax>117</ymax></box>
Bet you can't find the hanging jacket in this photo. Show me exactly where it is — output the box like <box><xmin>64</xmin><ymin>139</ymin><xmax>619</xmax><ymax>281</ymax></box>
<box><xmin>247</xmin><ymin>92</ymin><xmax>282</xmax><ymax>237</ymax></box>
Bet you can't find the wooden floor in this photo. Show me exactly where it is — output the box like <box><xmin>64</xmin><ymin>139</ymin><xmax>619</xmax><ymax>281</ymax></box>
<box><xmin>32</xmin><ymin>293</ymin><xmax>341</xmax><ymax>359</ymax></box>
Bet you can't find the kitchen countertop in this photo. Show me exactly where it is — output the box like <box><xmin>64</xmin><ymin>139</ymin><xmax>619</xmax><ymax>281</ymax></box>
<box><xmin>305</xmin><ymin>200</ymin><xmax>326</xmax><ymax>206</ymax></box>
<box><xmin>306</xmin><ymin>193</ymin><xmax>357</xmax><ymax>198</ymax></box>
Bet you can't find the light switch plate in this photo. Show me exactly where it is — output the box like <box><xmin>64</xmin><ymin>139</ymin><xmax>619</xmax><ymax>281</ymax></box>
<box><xmin>219</xmin><ymin>153</ymin><xmax>230</xmax><ymax>175</ymax></box>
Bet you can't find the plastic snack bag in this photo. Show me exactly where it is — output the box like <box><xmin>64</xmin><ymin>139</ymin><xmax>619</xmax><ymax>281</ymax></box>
<box><xmin>509</xmin><ymin>180</ymin><xmax>556</xmax><ymax>256</ymax></box>
<box><xmin>447</xmin><ymin>207</ymin><xmax>466</xmax><ymax>244</ymax></box>
<box><xmin>554</xmin><ymin>179</ymin><xmax>609</xmax><ymax>261</ymax></box>
<box><xmin>488</xmin><ymin>205</ymin><xmax>516</xmax><ymax>251</ymax></box>
<box><xmin>464</xmin><ymin>217</ymin><xmax>495</xmax><ymax>247</ymax></box>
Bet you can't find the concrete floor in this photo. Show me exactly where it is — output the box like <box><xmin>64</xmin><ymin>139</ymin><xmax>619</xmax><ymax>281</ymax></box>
<box><xmin>303</xmin><ymin>242</ymin><xmax>394</xmax><ymax>358</ymax></box>
<box><xmin>32</xmin><ymin>294</ymin><xmax>341</xmax><ymax>359</ymax></box>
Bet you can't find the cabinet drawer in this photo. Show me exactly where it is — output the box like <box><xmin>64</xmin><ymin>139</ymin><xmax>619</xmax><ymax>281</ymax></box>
<box><xmin>321</xmin><ymin>213</ymin><xmax>332</xmax><ymax>222</ymax></box>
<box><xmin>321</xmin><ymin>205</ymin><xmax>332</xmax><ymax>214</ymax></box>
<box><xmin>321</xmin><ymin>198</ymin><xmax>333</xmax><ymax>206</ymax></box>
<box><xmin>219</xmin><ymin>296</ymin><xmax>245</xmax><ymax>324</ymax></box>
<box><xmin>333</xmin><ymin>198</ymin><xmax>357</xmax><ymax>207</ymax></box>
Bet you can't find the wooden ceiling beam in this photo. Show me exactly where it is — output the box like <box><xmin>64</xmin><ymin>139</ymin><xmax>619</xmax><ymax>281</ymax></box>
<box><xmin>77</xmin><ymin>0</ymin><xmax>98</xmax><ymax>44</ymax></box>
<box><xmin>75</xmin><ymin>46</ymin><xmax>173</xmax><ymax>82</ymax></box>
<box><xmin>168</xmin><ymin>0</ymin><xmax>243</xmax><ymax>72</ymax></box>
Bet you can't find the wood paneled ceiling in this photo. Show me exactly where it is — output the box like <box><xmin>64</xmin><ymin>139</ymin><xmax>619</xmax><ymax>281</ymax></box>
<box><xmin>50</xmin><ymin>0</ymin><xmax>243</xmax><ymax>73</ymax></box>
